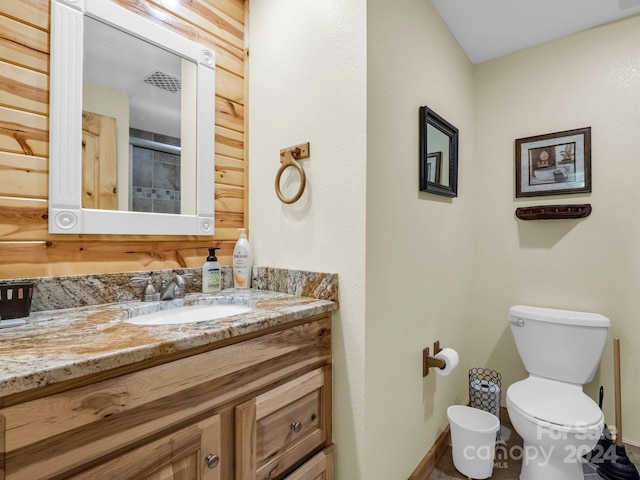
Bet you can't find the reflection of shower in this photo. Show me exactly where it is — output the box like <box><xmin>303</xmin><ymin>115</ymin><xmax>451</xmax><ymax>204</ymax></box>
<box><xmin>129</xmin><ymin>129</ymin><xmax>182</xmax><ymax>214</ymax></box>
<box><xmin>131</xmin><ymin>136</ymin><xmax>181</xmax><ymax>155</ymax></box>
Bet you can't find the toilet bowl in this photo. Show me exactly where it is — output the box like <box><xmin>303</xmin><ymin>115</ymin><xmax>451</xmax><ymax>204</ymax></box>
<box><xmin>507</xmin><ymin>376</ymin><xmax>603</xmax><ymax>480</ymax></box>
<box><xmin>506</xmin><ymin>305</ymin><xmax>610</xmax><ymax>480</ymax></box>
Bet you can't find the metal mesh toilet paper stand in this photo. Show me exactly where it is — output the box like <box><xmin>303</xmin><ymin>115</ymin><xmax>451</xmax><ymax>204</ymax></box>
<box><xmin>469</xmin><ymin>368</ymin><xmax>502</xmax><ymax>439</ymax></box>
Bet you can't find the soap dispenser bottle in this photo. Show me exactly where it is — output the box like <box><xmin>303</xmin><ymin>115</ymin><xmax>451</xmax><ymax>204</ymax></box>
<box><xmin>202</xmin><ymin>247</ymin><xmax>221</xmax><ymax>293</ymax></box>
<box><xmin>232</xmin><ymin>228</ymin><xmax>253</xmax><ymax>288</ymax></box>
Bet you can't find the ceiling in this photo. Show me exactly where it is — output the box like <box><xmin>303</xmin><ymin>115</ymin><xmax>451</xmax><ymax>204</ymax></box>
<box><xmin>430</xmin><ymin>0</ymin><xmax>640</xmax><ymax>64</ymax></box>
<box><xmin>84</xmin><ymin>17</ymin><xmax>184</xmax><ymax>137</ymax></box>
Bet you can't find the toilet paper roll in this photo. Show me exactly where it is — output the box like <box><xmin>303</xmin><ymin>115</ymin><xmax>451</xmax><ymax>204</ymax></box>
<box><xmin>434</xmin><ymin>347</ymin><xmax>459</xmax><ymax>376</ymax></box>
<box><xmin>470</xmin><ymin>379</ymin><xmax>501</xmax><ymax>418</ymax></box>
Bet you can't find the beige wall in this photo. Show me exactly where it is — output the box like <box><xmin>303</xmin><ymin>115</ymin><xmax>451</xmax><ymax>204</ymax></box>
<box><xmin>248</xmin><ymin>0</ymin><xmax>368</xmax><ymax>478</ymax></box>
<box><xmin>473</xmin><ymin>15</ymin><xmax>640</xmax><ymax>446</ymax></box>
<box><xmin>250</xmin><ymin>3</ymin><xmax>640</xmax><ymax>478</ymax></box>
<box><xmin>249</xmin><ymin>0</ymin><xmax>475</xmax><ymax>476</ymax></box>
<box><xmin>365</xmin><ymin>0</ymin><xmax>475</xmax><ymax>478</ymax></box>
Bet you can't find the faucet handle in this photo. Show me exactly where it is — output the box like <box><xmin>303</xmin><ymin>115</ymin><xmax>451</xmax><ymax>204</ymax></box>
<box><xmin>177</xmin><ymin>272</ymin><xmax>193</xmax><ymax>283</ymax></box>
<box><xmin>131</xmin><ymin>277</ymin><xmax>161</xmax><ymax>302</ymax></box>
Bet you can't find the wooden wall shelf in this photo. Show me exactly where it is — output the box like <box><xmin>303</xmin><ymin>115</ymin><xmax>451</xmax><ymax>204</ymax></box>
<box><xmin>515</xmin><ymin>204</ymin><xmax>592</xmax><ymax>220</ymax></box>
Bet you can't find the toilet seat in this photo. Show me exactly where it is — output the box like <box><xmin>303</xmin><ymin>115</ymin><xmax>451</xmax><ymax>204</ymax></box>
<box><xmin>507</xmin><ymin>376</ymin><xmax>603</xmax><ymax>432</ymax></box>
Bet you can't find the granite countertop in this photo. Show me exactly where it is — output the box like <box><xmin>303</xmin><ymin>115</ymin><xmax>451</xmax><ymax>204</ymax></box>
<box><xmin>0</xmin><ymin>288</ymin><xmax>337</xmax><ymax>399</ymax></box>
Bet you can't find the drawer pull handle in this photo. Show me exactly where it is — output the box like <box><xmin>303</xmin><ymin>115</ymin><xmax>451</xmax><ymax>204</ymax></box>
<box><xmin>205</xmin><ymin>453</ymin><xmax>220</xmax><ymax>469</ymax></box>
<box><xmin>291</xmin><ymin>421</ymin><xmax>303</xmax><ymax>433</ymax></box>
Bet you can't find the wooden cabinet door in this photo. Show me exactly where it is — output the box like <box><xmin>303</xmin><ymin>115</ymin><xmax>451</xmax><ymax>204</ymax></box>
<box><xmin>70</xmin><ymin>414</ymin><xmax>223</xmax><ymax>480</ymax></box>
<box><xmin>236</xmin><ymin>367</ymin><xmax>331</xmax><ymax>480</ymax></box>
<box><xmin>82</xmin><ymin>110</ymin><xmax>118</xmax><ymax>210</ymax></box>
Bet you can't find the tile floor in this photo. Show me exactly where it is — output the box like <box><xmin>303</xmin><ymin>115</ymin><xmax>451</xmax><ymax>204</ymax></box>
<box><xmin>428</xmin><ymin>408</ymin><xmax>640</xmax><ymax>479</ymax></box>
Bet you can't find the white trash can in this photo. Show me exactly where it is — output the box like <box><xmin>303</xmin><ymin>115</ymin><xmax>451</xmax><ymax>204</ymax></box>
<box><xmin>447</xmin><ymin>405</ymin><xmax>500</xmax><ymax>479</ymax></box>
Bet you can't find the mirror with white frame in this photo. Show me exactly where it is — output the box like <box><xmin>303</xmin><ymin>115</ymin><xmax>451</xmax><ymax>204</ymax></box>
<box><xmin>49</xmin><ymin>0</ymin><xmax>216</xmax><ymax>235</ymax></box>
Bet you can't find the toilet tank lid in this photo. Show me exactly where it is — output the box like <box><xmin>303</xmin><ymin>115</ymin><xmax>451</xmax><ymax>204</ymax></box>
<box><xmin>509</xmin><ymin>305</ymin><xmax>610</xmax><ymax>328</ymax></box>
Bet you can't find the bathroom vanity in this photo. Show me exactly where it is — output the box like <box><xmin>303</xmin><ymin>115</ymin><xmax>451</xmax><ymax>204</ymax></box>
<box><xmin>0</xmin><ymin>289</ymin><xmax>336</xmax><ymax>480</ymax></box>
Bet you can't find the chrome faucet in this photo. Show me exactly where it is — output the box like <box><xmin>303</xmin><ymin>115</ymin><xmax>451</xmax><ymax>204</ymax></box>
<box><xmin>160</xmin><ymin>273</ymin><xmax>193</xmax><ymax>300</ymax></box>
<box><xmin>132</xmin><ymin>277</ymin><xmax>160</xmax><ymax>302</ymax></box>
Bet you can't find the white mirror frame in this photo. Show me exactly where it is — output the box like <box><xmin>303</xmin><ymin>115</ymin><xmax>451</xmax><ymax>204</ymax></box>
<box><xmin>49</xmin><ymin>0</ymin><xmax>216</xmax><ymax>235</ymax></box>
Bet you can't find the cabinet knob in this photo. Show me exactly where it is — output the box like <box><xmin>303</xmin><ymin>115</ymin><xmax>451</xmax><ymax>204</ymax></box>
<box><xmin>291</xmin><ymin>421</ymin><xmax>302</xmax><ymax>433</ymax></box>
<box><xmin>205</xmin><ymin>453</ymin><xmax>220</xmax><ymax>469</ymax></box>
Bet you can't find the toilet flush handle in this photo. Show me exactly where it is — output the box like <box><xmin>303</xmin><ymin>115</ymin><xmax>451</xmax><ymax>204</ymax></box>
<box><xmin>510</xmin><ymin>318</ymin><xmax>525</xmax><ymax>327</ymax></box>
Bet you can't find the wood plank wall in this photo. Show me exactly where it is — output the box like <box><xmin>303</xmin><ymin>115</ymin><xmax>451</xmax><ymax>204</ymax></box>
<box><xmin>0</xmin><ymin>0</ymin><xmax>248</xmax><ymax>279</ymax></box>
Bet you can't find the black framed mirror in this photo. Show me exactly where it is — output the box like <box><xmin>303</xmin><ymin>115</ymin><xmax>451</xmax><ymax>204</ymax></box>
<box><xmin>419</xmin><ymin>106</ymin><xmax>459</xmax><ymax>197</ymax></box>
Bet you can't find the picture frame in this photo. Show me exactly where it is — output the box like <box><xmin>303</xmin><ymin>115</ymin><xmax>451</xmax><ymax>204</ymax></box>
<box><xmin>515</xmin><ymin>127</ymin><xmax>591</xmax><ymax>198</ymax></box>
<box><xmin>426</xmin><ymin>152</ymin><xmax>442</xmax><ymax>184</ymax></box>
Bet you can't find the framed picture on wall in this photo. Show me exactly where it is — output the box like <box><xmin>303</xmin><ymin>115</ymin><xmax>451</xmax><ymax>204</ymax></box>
<box><xmin>426</xmin><ymin>152</ymin><xmax>442</xmax><ymax>184</ymax></box>
<box><xmin>515</xmin><ymin>127</ymin><xmax>591</xmax><ymax>197</ymax></box>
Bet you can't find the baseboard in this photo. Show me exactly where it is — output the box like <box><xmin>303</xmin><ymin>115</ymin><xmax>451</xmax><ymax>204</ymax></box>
<box><xmin>408</xmin><ymin>425</ymin><xmax>450</xmax><ymax>480</ymax></box>
<box><xmin>624</xmin><ymin>442</ymin><xmax>640</xmax><ymax>466</ymax></box>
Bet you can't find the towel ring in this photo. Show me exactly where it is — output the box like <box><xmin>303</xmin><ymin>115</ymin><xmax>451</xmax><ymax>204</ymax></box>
<box><xmin>275</xmin><ymin>146</ymin><xmax>307</xmax><ymax>204</ymax></box>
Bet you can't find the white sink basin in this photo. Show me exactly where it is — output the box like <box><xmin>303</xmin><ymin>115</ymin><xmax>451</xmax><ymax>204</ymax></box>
<box><xmin>125</xmin><ymin>304</ymin><xmax>252</xmax><ymax>325</ymax></box>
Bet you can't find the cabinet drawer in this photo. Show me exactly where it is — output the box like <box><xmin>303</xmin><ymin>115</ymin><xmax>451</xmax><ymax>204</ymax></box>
<box><xmin>284</xmin><ymin>445</ymin><xmax>334</xmax><ymax>480</ymax></box>
<box><xmin>257</xmin><ymin>386</ymin><xmax>321</xmax><ymax>467</ymax></box>
<box><xmin>236</xmin><ymin>366</ymin><xmax>332</xmax><ymax>480</ymax></box>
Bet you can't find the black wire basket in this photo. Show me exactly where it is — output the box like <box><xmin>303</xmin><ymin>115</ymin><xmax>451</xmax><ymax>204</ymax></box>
<box><xmin>469</xmin><ymin>367</ymin><xmax>501</xmax><ymax>419</ymax></box>
<box><xmin>0</xmin><ymin>282</ymin><xmax>33</xmax><ymax>320</ymax></box>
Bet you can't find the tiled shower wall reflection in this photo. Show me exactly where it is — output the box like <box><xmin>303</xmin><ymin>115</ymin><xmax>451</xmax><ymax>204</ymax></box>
<box><xmin>130</xmin><ymin>128</ymin><xmax>181</xmax><ymax>214</ymax></box>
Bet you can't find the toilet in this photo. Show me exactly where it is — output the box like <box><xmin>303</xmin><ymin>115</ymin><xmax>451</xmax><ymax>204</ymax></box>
<box><xmin>506</xmin><ymin>305</ymin><xmax>610</xmax><ymax>480</ymax></box>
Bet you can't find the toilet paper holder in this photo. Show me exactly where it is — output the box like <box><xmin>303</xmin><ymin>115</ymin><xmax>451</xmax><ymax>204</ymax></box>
<box><xmin>423</xmin><ymin>340</ymin><xmax>446</xmax><ymax>376</ymax></box>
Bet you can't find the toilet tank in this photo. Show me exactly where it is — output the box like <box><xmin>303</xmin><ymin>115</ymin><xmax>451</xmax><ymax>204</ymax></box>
<box><xmin>509</xmin><ymin>305</ymin><xmax>610</xmax><ymax>384</ymax></box>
